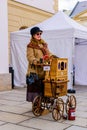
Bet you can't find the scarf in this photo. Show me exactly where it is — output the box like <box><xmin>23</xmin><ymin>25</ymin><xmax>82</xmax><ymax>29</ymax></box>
<box><xmin>27</xmin><ymin>38</ymin><xmax>48</xmax><ymax>55</ymax></box>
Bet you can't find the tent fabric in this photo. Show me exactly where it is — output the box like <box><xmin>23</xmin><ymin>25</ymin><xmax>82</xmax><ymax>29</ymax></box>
<box><xmin>11</xmin><ymin>11</ymin><xmax>87</xmax><ymax>39</ymax></box>
<box><xmin>75</xmin><ymin>39</ymin><xmax>87</xmax><ymax>85</ymax></box>
<box><xmin>10</xmin><ymin>37</ymin><xmax>28</xmax><ymax>87</ymax></box>
<box><xmin>10</xmin><ymin>11</ymin><xmax>87</xmax><ymax>88</ymax></box>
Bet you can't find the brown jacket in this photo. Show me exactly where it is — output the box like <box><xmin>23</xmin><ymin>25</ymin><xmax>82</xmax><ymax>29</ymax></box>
<box><xmin>26</xmin><ymin>38</ymin><xmax>52</xmax><ymax>78</ymax></box>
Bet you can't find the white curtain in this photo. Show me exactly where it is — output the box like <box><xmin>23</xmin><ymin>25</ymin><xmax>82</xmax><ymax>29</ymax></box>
<box><xmin>10</xmin><ymin>36</ymin><xmax>29</xmax><ymax>87</ymax></box>
<box><xmin>75</xmin><ymin>44</ymin><xmax>87</xmax><ymax>85</ymax></box>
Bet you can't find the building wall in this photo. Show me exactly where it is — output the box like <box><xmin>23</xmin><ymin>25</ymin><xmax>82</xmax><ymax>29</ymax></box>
<box><xmin>14</xmin><ymin>0</ymin><xmax>58</xmax><ymax>13</ymax></box>
<box><xmin>0</xmin><ymin>0</ymin><xmax>11</xmax><ymax>91</ymax></box>
<box><xmin>8</xmin><ymin>0</ymin><xmax>55</xmax><ymax>63</ymax></box>
<box><xmin>8</xmin><ymin>0</ymin><xmax>54</xmax><ymax>32</ymax></box>
<box><xmin>73</xmin><ymin>10</ymin><xmax>87</xmax><ymax>27</ymax></box>
<box><xmin>0</xmin><ymin>0</ymin><xmax>9</xmax><ymax>73</ymax></box>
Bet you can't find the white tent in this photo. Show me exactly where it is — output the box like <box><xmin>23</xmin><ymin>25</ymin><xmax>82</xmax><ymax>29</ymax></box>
<box><xmin>10</xmin><ymin>11</ymin><xmax>87</xmax><ymax>88</ymax></box>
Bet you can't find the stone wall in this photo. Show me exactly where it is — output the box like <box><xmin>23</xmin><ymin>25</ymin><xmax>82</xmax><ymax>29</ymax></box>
<box><xmin>0</xmin><ymin>73</ymin><xmax>12</xmax><ymax>91</ymax></box>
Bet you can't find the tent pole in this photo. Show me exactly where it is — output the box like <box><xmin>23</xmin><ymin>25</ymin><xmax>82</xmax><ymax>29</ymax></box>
<box><xmin>68</xmin><ymin>37</ymin><xmax>76</xmax><ymax>93</ymax></box>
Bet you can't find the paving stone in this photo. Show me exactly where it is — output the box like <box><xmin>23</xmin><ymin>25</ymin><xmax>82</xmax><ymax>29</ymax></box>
<box><xmin>0</xmin><ymin>105</ymin><xmax>29</xmax><ymax>114</ymax></box>
<box><xmin>19</xmin><ymin>118</ymin><xmax>70</xmax><ymax>130</ymax></box>
<box><xmin>66</xmin><ymin>126</ymin><xmax>87</xmax><ymax>130</ymax></box>
<box><xmin>63</xmin><ymin>117</ymin><xmax>87</xmax><ymax>127</ymax></box>
<box><xmin>17</xmin><ymin>101</ymin><xmax>32</xmax><ymax>109</ymax></box>
<box><xmin>38</xmin><ymin>112</ymin><xmax>65</xmax><ymax>123</ymax></box>
<box><xmin>0</xmin><ymin>111</ymin><xmax>30</xmax><ymax>123</ymax></box>
<box><xmin>0</xmin><ymin>121</ymin><xmax>6</xmax><ymax>125</ymax></box>
<box><xmin>0</xmin><ymin>95</ymin><xmax>24</xmax><ymax>102</ymax></box>
<box><xmin>23</xmin><ymin>111</ymin><xmax>36</xmax><ymax>117</ymax></box>
<box><xmin>77</xmin><ymin>105</ymin><xmax>87</xmax><ymax>111</ymax></box>
<box><xmin>76</xmin><ymin>111</ymin><xmax>87</xmax><ymax>118</ymax></box>
<box><xmin>0</xmin><ymin>99</ymin><xmax>22</xmax><ymax>106</ymax></box>
<box><xmin>0</xmin><ymin>123</ymin><xmax>35</xmax><ymax>130</ymax></box>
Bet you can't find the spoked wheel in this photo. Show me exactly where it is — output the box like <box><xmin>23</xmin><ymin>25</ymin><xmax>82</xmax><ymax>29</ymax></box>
<box><xmin>52</xmin><ymin>98</ymin><xmax>64</xmax><ymax>121</ymax></box>
<box><xmin>32</xmin><ymin>95</ymin><xmax>43</xmax><ymax>116</ymax></box>
<box><xmin>52</xmin><ymin>108</ymin><xmax>61</xmax><ymax>121</ymax></box>
<box><xmin>56</xmin><ymin>98</ymin><xmax>64</xmax><ymax>116</ymax></box>
<box><xmin>66</xmin><ymin>95</ymin><xmax>76</xmax><ymax>114</ymax></box>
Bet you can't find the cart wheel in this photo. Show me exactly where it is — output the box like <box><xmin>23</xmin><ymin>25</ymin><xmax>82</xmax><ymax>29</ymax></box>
<box><xmin>52</xmin><ymin>108</ymin><xmax>61</xmax><ymax>121</ymax></box>
<box><xmin>57</xmin><ymin>98</ymin><xmax>64</xmax><ymax>116</ymax></box>
<box><xmin>32</xmin><ymin>95</ymin><xmax>43</xmax><ymax>116</ymax></box>
<box><xmin>66</xmin><ymin>95</ymin><xmax>76</xmax><ymax>114</ymax></box>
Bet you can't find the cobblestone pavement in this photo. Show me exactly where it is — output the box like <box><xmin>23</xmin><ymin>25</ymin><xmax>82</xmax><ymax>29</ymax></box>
<box><xmin>0</xmin><ymin>85</ymin><xmax>87</xmax><ymax>130</ymax></box>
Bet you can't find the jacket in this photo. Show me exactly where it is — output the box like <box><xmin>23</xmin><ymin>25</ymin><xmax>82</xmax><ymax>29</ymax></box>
<box><xmin>26</xmin><ymin>38</ymin><xmax>52</xmax><ymax>78</ymax></box>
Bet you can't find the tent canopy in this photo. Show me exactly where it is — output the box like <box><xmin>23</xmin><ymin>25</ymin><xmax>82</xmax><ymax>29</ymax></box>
<box><xmin>11</xmin><ymin>11</ymin><xmax>87</xmax><ymax>39</ymax></box>
<box><xmin>10</xmin><ymin>11</ymin><xmax>87</xmax><ymax>87</ymax></box>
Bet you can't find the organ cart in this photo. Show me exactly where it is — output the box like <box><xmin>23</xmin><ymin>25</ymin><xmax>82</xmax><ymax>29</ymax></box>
<box><xmin>32</xmin><ymin>58</ymin><xmax>76</xmax><ymax>120</ymax></box>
